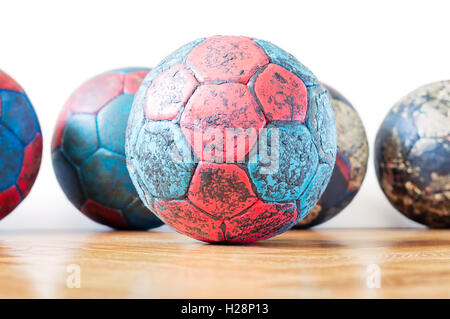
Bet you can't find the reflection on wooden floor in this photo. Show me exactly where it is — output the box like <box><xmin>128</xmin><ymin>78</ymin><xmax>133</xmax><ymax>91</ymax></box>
<box><xmin>0</xmin><ymin>229</ymin><xmax>449</xmax><ymax>298</ymax></box>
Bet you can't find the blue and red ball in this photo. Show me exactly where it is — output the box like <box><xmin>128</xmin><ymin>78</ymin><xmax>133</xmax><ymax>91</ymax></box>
<box><xmin>51</xmin><ymin>68</ymin><xmax>162</xmax><ymax>230</ymax></box>
<box><xmin>0</xmin><ymin>70</ymin><xmax>42</xmax><ymax>220</ymax></box>
<box><xmin>126</xmin><ymin>36</ymin><xmax>337</xmax><ymax>243</ymax></box>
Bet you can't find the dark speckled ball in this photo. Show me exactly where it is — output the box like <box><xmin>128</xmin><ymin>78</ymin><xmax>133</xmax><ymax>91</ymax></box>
<box><xmin>375</xmin><ymin>80</ymin><xmax>450</xmax><ymax>228</ymax></box>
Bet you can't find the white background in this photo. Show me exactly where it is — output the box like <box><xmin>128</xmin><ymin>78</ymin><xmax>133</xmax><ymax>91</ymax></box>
<box><xmin>0</xmin><ymin>0</ymin><xmax>448</xmax><ymax>231</ymax></box>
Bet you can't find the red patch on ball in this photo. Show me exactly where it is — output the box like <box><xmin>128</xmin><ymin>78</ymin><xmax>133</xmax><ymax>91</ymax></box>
<box><xmin>253</xmin><ymin>63</ymin><xmax>308</xmax><ymax>122</ymax></box>
<box><xmin>155</xmin><ymin>199</ymin><xmax>225</xmax><ymax>242</ymax></box>
<box><xmin>180</xmin><ymin>83</ymin><xmax>266</xmax><ymax>162</ymax></box>
<box><xmin>145</xmin><ymin>64</ymin><xmax>198</xmax><ymax>120</ymax></box>
<box><xmin>186</xmin><ymin>36</ymin><xmax>269</xmax><ymax>83</ymax></box>
<box><xmin>188</xmin><ymin>163</ymin><xmax>258</xmax><ymax>220</ymax></box>
<box><xmin>81</xmin><ymin>200</ymin><xmax>129</xmax><ymax>229</ymax></box>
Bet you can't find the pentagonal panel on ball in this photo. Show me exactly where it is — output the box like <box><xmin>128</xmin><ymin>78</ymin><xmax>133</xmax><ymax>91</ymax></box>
<box><xmin>180</xmin><ymin>83</ymin><xmax>266</xmax><ymax>162</ymax></box>
<box><xmin>154</xmin><ymin>199</ymin><xmax>224</xmax><ymax>242</ymax></box>
<box><xmin>81</xmin><ymin>148</ymin><xmax>135</xmax><ymax>210</ymax></box>
<box><xmin>253</xmin><ymin>39</ymin><xmax>319</xmax><ymax>87</ymax></box>
<box><xmin>131</xmin><ymin>121</ymin><xmax>196</xmax><ymax>199</ymax></box>
<box><xmin>188</xmin><ymin>163</ymin><xmax>258</xmax><ymax>220</ymax></box>
<box><xmin>248</xmin><ymin>123</ymin><xmax>319</xmax><ymax>202</ymax></box>
<box><xmin>225</xmin><ymin>200</ymin><xmax>297</xmax><ymax>243</ymax></box>
<box><xmin>62</xmin><ymin>114</ymin><xmax>99</xmax><ymax>166</ymax></box>
<box><xmin>97</xmin><ymin>93</ymin><xmax>134</xmax><ymax>155</ymax></box>
<box><xmin>66</xmin><ymin>73</ymin><xmax>124</xmax><ymax>114</ymax></box>
<box><xmin>186</xmin><ymin>36</ymin><xmax>269</xmax><ymax>83</ymax></box>
<box><xmin>251</xmin><ymin>63</ymin><xmax>308</xmax><ymax>122</ymax></box>
<box><xmin>145</xmin><ymin>64</ymin><xmax>198</xmax><ymax>121</ymax></box>
<box><xmin>0</xmin><ymin>90</ymin><xmax>39</xmax><ymax>145</ymax></box>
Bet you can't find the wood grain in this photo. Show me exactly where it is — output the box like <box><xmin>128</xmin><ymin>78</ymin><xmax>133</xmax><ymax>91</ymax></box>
<box><xmin>0</xmin><ymin>229</ymin><xmax>449</xmax><ymax>298</ymax></box>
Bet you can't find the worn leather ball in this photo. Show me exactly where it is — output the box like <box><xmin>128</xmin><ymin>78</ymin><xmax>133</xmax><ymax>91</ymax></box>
<box><xmin>52</xmin><ymin>68</ymin><xmax>163</xmax><ymax>230</ymax></box>
<box><xmin>126</xmin><ymin>36</ymin><xmax>337</xmax><ymax>243</ymax></box>
<box><xmin>375</xmin><ymin>80</ymin><xmax>449</xmax><ymax>228</ymax></box>
<box><xmin>0</xmin><ymin>70</ymin><xmax>42</xmax><ymax>220</ymax></box>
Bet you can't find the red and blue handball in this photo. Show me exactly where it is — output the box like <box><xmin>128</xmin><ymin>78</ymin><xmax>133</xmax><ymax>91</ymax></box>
<box><xmin>0</xmin><ymin>70</ymin><xmax>42</xmax><ymax>220</ymax></box>
<box><xmin>52</xmin><ymin>68</ymin><xmax>163</xmax><ymax>230</ymax></box>
<box><xmin>126</xmin><ymin>36</ymin><xmax>337</xmax><ymax>243</ymax></box>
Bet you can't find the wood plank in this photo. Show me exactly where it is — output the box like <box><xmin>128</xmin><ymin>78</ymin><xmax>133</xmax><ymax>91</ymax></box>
<box><xmin>0</xmin><ymin>229</ymin><xmax>449</xmax><ymax>298</ymax></box>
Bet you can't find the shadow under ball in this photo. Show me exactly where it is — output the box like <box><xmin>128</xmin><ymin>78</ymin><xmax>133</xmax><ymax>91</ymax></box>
<box><xmin>375</xmin><ymin>80</ymin><xmax>450</xmax><ymax>228</ymax></box>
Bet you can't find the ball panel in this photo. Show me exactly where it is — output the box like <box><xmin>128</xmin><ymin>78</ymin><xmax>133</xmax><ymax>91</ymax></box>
<box><xmin>306</xmin><ymin>85</ymin><xmax>337</xmax><ymax>165</ymax></box>
<box><xmin>248</xmin><ymin>123</ymin><xmax>318</xmax><ymax>202</ymax></box>
<box><xmin>225</xmin><ymin>200</ymin><xmax>297</xmax><ymax>243</ymax></box>
<box><xmin>188</xmin><ymin>163</ymin><xmax>258</xmax><ymax>220</ymax></box>
<box><xmin>0</xmin><ymin>71</ymin><xmax>23</xmax><ymax>92</ymax></box>
<box><xmin>122</xmin><ymin>198</ymin><xmax>163</xmax><ymax>230</ymax></box>
<box><xmin>186</xmin><ymin>36</ymin><xmax>269</xmax><ymax>83</ymax></box>
<box><xmin>62</xmin><ymin>114</ymin><xmax>99</xmax><ymax>165</ymax></box>
<box><xmin>180</xmin><ymin>83</ymin><xmax>266</xmax><ymax>162</ymax></box>
<box><xmin>145</xmin><ymin>64</ymin><xmax>198</xmax><ymax>120</ymax></box>
<box><xmin>81</xmin><ymin>199</ymin><xmax>129</xmax><ymax>229</ymax></box>
<box><xmin>252</xmin><ymin>63</ymin><xmax>308</xmax><ymax>122</ymax></box>
<box><xmin>65</xmin><ymin>73</ymin><xmax>124</xmax><ymax>114</ymax></box>
<box><xmin>81</xmin><ymin>148</ymin><xmax>135</xmax><ymax>210</ymax></box>
<box><xmin>124</xmin><ymin>70</ymin><xmax>151</xmax><ymax>95</ymax></box>
<box><xmin>155</xmin><ymin>199</ymin><xmax>225</xmax><ymax>242</ymax></box>
<box><xmin>52</xmin><ymin>149</ymin><xmax>86</xmax><ymax>208</ymax></box>
<box><xmin>296</xmin><ymin>162</ymin><xmax>333</xmax><ymax>222</ymax></box>
<box><xmin>97</xmin><ymin>93</ymin><xmax>134</xmax><ymax>155</ymax></box>
<box><xmin>252</xmin><ymin>39</ymin><xmax>318</xmax><ymax>87</ymax></box>
<box><xmin>0</xmin><ymin>90</ymin><xmax>40</xmax><ymax>145</ymax></box>
<box><xmin>17</xmin><ymin>133</ymin><xmax>43</xmax><ymax>197</ymax></box>
<box><xmin>131</xmin><ymin>121</ymin><xmax>195</xmax><ymax>199</ymax></box>
<box><xmin>0</xmin><ymin>185</ymin><xmax>21</xmax><ymax>219</ymax></box>
<box><xmin>0</xmin><ymin>125</ymin><xmax>24</xmax><ymax>192</ymax></box>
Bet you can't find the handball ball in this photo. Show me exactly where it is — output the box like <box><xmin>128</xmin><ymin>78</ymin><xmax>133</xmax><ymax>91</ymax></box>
<box><xmin>0</xmin><ymin>70</ymin><xmax>42</xmax><ymax>220</ymax></box>
<box><xmin>52</xmin><ymin>68</ymin><xmax>163</xmax><ymax>230</ymax></box>
<box><xmin>126</xmin><ymin>36</ymin><xmax>337</xmax><ymax>243</ymax></box>
<box><xmin>295</xmin><ymin>84</ymin><xmax>369</xmax><ymax>228</ymax></box>
<box><xmin>375</xmin><ymin>80</ymin><xmax>449</xmax><ymax>228</ymax></box>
